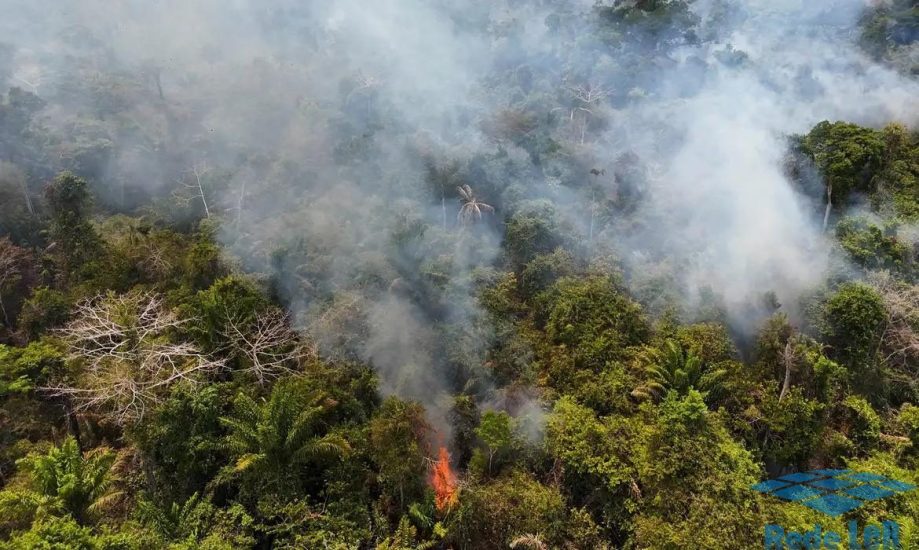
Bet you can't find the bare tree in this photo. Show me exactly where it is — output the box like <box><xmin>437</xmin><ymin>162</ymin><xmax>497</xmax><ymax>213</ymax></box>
<box><xmin>0</xmin><ymin>237</ymin><xmax>27</xmax><ymax>328</ymax></box>
<box><xmin>779</xmin><ymin>337</ymin><xmax>799</xmax><ymax>401</ymax></box>
<box><xmin>175</xmin><ymin>162</ymin><xmax>212</xmax><ymax>218</ymax></box>
<box><xmin>870</xmin><ymin>272</ymin><xmax>919</xmax><ymax>373</ymax></box>
<box><xmin>0</xmin><ymin>162</ymin><xmax>34</xmax><ymax>216</ymax></box>
<box><xmin>567</xmin><ymin>83</ymin><xmax>611</xmax><ymax>144</ymax></box>
<box><xmin>457</xmin><ymin>184</ymin><xmax>494</xmax><ymax>225</ymax></box>
<box><xmin>43</xmin><ymin>292</ymin><xmax>223</xmax><ymax>425</ymax></box>
<box><xmin>222</xmin><ymin>307</ymin><xmax>313</xmax><ymax>385</ymax></box>
<box><xmin>346</xmin><ymin>72</ymin><xmax>383</xmax><ymax>117</ymax></box>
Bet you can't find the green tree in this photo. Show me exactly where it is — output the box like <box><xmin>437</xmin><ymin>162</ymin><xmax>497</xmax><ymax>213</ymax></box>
<box><xmin>821</xmin><ymin>282</ymin><xmax>886</xmax><ymax>390</ymax></box>
<box><xmin>186</xmin><ymin>275</ymin><xmax>270</xmax><ymax>355</ymax></box>
<box><xmin>801</xmin><ymin>121</ymin><xmax>885</xmax><ymax>229</ymax></box>
<box><xmin>376</xmin><ymin>517</ymin><xmax>437</xmax><ymax>550</ymax></box>
<box><xmin>836</xmin><ymin>217</ymin><xmax>909</xmax><ymax>272</ymax></box>
<box><xmin>473</xmin><ymin>411</ymin><xmax>516</xmax><ymax>477</ymax></box>
<box><xmin>449</xmin><ymin>470</ymin><xmax>566</xmax><ymax>549</ymax></box>
<box><xmin>43</xmin><ymin>172</ymin><xmax>104</xmax><ymax>282</ymax></box>
<box><xmin>632</xmin><ymin>340</ymin><xmax>727</xmax><ymax>404</ymax></box>
<box><xmin>632</xmin><ymin>391</ymin><xmax>765</xmax><ymax>549</ymax></box>
<box><xmin>219</xmin><ymin>378</ymin><xmax>351</xmax><ymax>498</ymax></box>
<box><xmin>0</xmin><ymin>437</ymin><xmax>121</xmax><ymax>526</ymax></box>
<box><xmin>368</xmin><ymin>398</ymin><xmax>429</xmax><ymax>512</ymax></box>
<box><xmin>130</xmin><ymin>384</ymin><xmax>227</xmax><ymax>502</ymax></box>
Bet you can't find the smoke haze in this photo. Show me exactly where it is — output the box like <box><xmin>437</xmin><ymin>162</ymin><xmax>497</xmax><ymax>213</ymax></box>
<box><xmin>2</xmin><ymin>0</ymin><xmax>917</xmax><ymax>427</ymax></box>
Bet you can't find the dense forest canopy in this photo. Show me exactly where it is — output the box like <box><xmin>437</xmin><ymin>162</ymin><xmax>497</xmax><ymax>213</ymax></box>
<box><xmin>0</xmin><ymin>0</ymin><xmax>918</xmax><ymax>548</ymax></box>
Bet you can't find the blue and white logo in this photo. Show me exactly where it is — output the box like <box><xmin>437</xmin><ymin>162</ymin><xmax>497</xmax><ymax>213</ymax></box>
<box><xmin>752</xmin><ymin>469</ymin><xmax>916</xmax><ymax>517</ymax></box>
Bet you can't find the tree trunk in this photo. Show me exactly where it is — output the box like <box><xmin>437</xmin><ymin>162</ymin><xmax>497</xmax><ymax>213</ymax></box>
<box><xmin>822</xmin><ymin>183</ymin><xmax>833</xmax><ymax>232</ymax></box>
<box><xmin>588</xmin><ymin>188</ymin><xmax>596</xmax><ymax>246</ymax></box>
<box><xmin>0</xmin><ymin>294</ymin><xmax>9</xmax><ymax>327</ymax></box>
<box><xmin>154</xmin><ymin>71</ymin><xmax>164</xmax><ymax>100</ymax></box>
<box><xmin>236</xmin><ymin>180</ymin><xmax>247</xmax><ymax>229</ymax></box>
<box><xmin>195</xmin><ymin>168</ymin><xmax>210</xmax><ymax>218</ymax></box>
<box><xmin>779</xmin><ymin>340</ymin><xmax>794</xmax><ymax>401</ymax></box>
<box><xmin>20</xmin><ymin>179</ymin><xmax>33</xmax><ymax>216</ymax></box>
<box><xmin>61</xmin><ymin>396</ymin><xmax>83</xmax><ymax>451</ymax></box>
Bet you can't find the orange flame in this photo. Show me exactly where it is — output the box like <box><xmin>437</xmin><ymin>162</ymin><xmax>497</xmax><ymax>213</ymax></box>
<box><xmin>431</xmin><ymin>446</ymin><xmax>458</xmax><ymax>512</ymax></box>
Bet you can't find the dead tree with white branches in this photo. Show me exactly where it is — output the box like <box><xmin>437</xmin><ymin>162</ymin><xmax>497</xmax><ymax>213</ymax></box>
<box><xmin>0</xmin><ymin>237</ymin><xmax>27</xmax><ymax>328</ymax></box>
<box><xmin>567</xmin><ymin>83</ymin><xmax>611</xmax><ymax>144</ymax></box>
<box><xmin>870</xmin><ymin>272</ymin><xmax>919</xmax><ymax>376</ymax></box>
<box><xmin>222</xmin><ymin>307</ymin><xmax>313</xmax><ymax>385</ymax></box>
<box><xmin>43</xmin><ymin>292</ymin><xmax>223</xmax><ymax>425</ymax></box>
<box><xmin>174</xmin><ymin>162</ymin><xmax>212</xmax><ymax>218</ymax></box>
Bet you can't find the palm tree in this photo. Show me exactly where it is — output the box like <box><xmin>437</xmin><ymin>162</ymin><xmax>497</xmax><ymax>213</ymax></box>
<box><xmin>136</xmin><ymin>492</ymin><xmax>207</xmax><ymax>542</ymax></box>
<box><xmin>457</xmin><ymin>185</ymin><xmax>495</xmax><ymax>225</ymax></box>
<box><xmin>1</xmin><ymin>437</ymin><xmax>122</xmax><ymax>525</ymax></box>
<box><xmin>632</xmin><ymin>340</ymin><xmax>727</xmax><ymax>403</ymax></box>
<box><xmin>218</xmin><ymin>379</ymin><xmax>351</xmax><ymax>495</ymax></box>
<box><xmin>376</xmin><ymin>517</ymin><xmax>437</xmax><ymax>550</ymax></box>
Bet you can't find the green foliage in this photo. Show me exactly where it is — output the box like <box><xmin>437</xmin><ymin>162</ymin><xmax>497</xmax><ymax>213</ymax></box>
<box><xmin>0</xmin><ymin>437</ymin><xmax>121</xmax><ymax>527</ymax></box>
<box><xmin>518</xmin><ymin>249</ymin><xmax>576</xmax><ymax>297</ymax></box>
<box><xmin>542</xmin><ymin>275</ymin><xmax>648</xmax><ymax>363</ymax></box>
<box><xmin>129</xmin><ymin>384</ymin><xmax>226</xmax><ymax>503</ymax></box>
<box><xmin>595</xmin><ymin>0</ymin><xmax>699</xmax><ymax>51</ymax></box>
<box><xmin>802</xmin><ymin>121</ymin><xmax>886</xmax><ymax>202</ymax></box>
<box><xmin>2</xmin><ymin>516</ymin><xmax>99</xmax><ymax>550</ymax></box>
<box><xmin>822</xmin><ymin>282</ymin><xmax>886</xmax><ymax>379</ymax></box>
<box><xmin>0</xmin><ymin>340</ymin><xmax>63</xmax><ymax>397</ymax></box>
<box><xmin>632</xmin><ymin>340</ymin><xmax>728</xmax><ymax>404</ymax></box>
<box><xmin>219</xmin><ymin>378</ymin><xmax>351</xmax><ymax>499</ymax></box>
<box><xmin>18</xmin><ymin>288</ymin><xmax>71</xmax><ymax>338</ymax></box>
<box><xmin>840</xmin><ymin>395</ymin><xmax>882</xmax><ymax>455</ymax></box>
<box><xmin>757</xmin><ymin>389</ymin><xmax>826</xmax><ymax>468</ymax></box>
<box><xmin>44</xmin><ymin>172</ymin><xmax>105</xmax><ymax>281</ymax></box>
<box><xmin>900</xmin><ymin>404</ymin><xmax>919</xmax><ymax>461</ymax></box>
<box><xmin>449</xmin><ymin>470</ymin><xmax>566</xmax><ymax>549</ymax></box>
<box><xmin>632</xmin><ymin>391</ymin><xmax>765</xmax><ymax>549</ymax></box>
<box><xmin>471</xmin><ymin>411</ymin><xmax>517</xmax><ymax>477</ymax></box>
<box><xmin>545</xmin><ymin>397</ymin><xmax>635</xmax><ymax>493</ymax></box>
<box><xmin>860</xmin><ymin>0</ymin><xmax>919</xmax><ymax>75</ymax></box>
<box><xmin>675</xmin><ymin>322</ymin><xmax>737</xmax><ymax>364</ymax></box>
<box><xmin>503</xmin><ymin>202</ymin><xmax>574</xmax><ymax>269</ymax></box>
<box><xmin>836</xmin><ymin>216</ymin><xmax>909</xmax><ymax>272</ymax></box>
<box><xmin>368</xmin><ymin>398</ymin><xmax>429</xmax><ymax>512</ymax></box>
<box><xmin>376</xmin><ymin>517</ymin><xmax>437</xmax><ymax>550</ymax></box>
<box><xmin>0</xmin><ymin>32</ymin><xmax>918</xmax><ymax>550</ymax></box>
<box><xmin>185</xmin><ymin>276</ymin><xmax>269</xmax><ymax>354</ymax></box>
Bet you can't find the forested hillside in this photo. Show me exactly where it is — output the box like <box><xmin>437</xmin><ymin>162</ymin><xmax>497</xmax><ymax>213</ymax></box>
<box><xmin>0</xmin><ymin>1</ymin><xmax>918</xmax><ymax>548</ymax></box>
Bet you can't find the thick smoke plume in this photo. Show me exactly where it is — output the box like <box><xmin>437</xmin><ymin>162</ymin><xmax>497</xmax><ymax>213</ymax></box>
<box><xmin>2</xmin><ymin>0</ymin><xmax>917</xmax><ymax>431</ymax></box>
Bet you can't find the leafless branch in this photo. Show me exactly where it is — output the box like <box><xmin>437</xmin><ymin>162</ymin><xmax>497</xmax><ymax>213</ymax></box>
<box><xmin>222</xmin><ymin>307</ymin><xmax>313</xmax><ymax>385</ymax></box>
<box><xmin>0</xmin><ymin>237</ymin><xmax>28</xmax><ymax>327</ymax></box>
<box><xmin>174</xmin><ymin>162</ymin><xmax>212</xmax><ymax>218</ymax></box>
<box><xmin>43</xmin><ymin>292</ymin><xmax>223</xmax><ymax>424</ymax></box>
<box><xmin>870</xmin><ymin>272</ymin><xmax>919</xmax><ymax>374</ymax></box>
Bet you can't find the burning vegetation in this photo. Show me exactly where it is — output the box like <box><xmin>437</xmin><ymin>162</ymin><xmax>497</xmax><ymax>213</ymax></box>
<box><xmin>431</xmin><ymin>446</ymin><xmax>459</xmax><ymax>512</ymax></box>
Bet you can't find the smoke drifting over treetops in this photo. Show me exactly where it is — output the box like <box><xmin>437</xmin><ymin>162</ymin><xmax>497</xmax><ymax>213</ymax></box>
<box><xmin>2</xmin><ymin>0</ymin><xmax>917</xmax><ymax>428</ymax></box>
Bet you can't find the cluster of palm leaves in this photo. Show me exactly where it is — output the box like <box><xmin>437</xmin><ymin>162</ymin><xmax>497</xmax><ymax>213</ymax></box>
<box><xmin>632</xmin><ymin>340</ymin><xmax>727</xmax><ymax>402</ymax></box>
<box><xmin>457</xmin><ymin>185</ymin><xmax>494</xmax><ymax>225</ymax></box>
<box><xmin>216</xmin><ymin>379</ymin><xmax>351</xmax><ymax>496</ymax></box>
<box><xmin>0</xmin><ymin>437</ymin><xmax>121</xmax><ymax>527</ymax></box>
